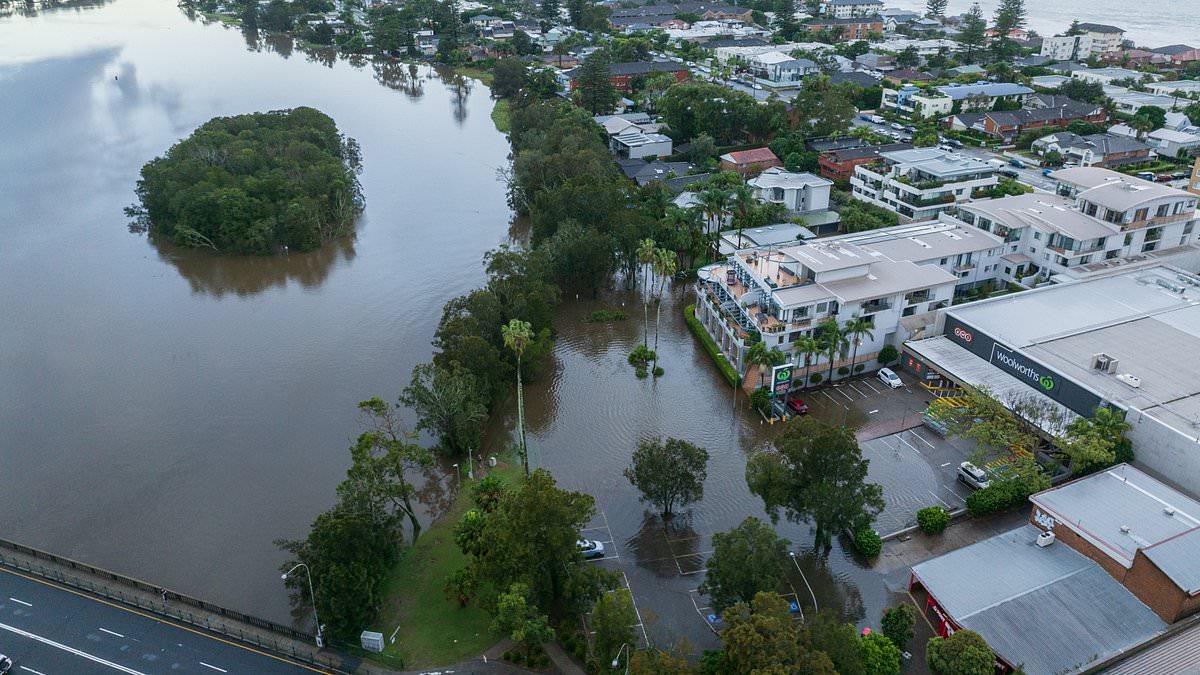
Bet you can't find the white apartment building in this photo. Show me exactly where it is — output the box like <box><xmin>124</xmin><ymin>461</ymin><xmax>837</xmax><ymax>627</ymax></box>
<box><xmin>693</xmin><ymin>220</ymin><xmax>1004</xmax><ymax>382</ymax></box>
<box><xmin>748</xmin><ymin>167</ymin><xmax>832</xmax><ymax>213</ymax></box>
<box><xmin>824</xmin><ymin>0</ymin><xmax>882</xmax><ymax>19</ymax></box>
<box><xmin>850</xmin><ymin>148</ymin><xmax>998</xmax><ymax>222</ymax></box>
<box><xmin>746</xmin><ymin>52</ymin><xmax>820</xmax><ymax>83</ymax></box>
<box><xmin>1040</xmin><ymin>35</ymin><xmax>1094</xmax><ymax>61</ymax></box>
<box><xmin>881</xmin><ymin>86</ymin><xmax>953</xmax><ymax>119</ymax></box>
<box><xmin>951</xmin><ymin>167</ymin><xmax>1199</xmax><ymax>283</ymax></box>
<box><xmin>1077</xmin><ymin>23</ymin><xmax>1126</xmax><ymax>54</ymax></box>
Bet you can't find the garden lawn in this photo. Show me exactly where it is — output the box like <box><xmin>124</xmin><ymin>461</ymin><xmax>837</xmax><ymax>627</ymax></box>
<box><xmin>490</xmin><ymin>98</ymin><xmax>511</xmax><ymax>133</ymax></box>
<box><xmin>372</xmin><ymin>460</ymin><xmax>522</xmax><ymax>668</ymax></box>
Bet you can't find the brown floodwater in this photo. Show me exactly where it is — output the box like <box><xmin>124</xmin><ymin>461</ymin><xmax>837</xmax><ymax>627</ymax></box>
<box><xmin>0</xmin><ymin>0</ymin><xmax>888</xmax><ymax>643</ymax></box>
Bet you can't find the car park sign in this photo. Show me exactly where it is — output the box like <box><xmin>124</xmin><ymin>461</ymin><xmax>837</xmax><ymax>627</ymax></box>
<box><xmin>771</xmin><ymin>364</ymin><xmax>793</xmax><ymax>396</ymax></box>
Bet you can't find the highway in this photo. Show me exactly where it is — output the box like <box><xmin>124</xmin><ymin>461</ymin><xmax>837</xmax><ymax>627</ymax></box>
<box><xmin>0</xmin><ymin>567</ymin><xmax>320</xmax><ymax>675</ymax></box>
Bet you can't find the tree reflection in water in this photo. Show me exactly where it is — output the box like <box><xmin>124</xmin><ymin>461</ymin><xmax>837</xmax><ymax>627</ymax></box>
<box><xmin>626</xmin><ymin>511</ymin><xmax>703</xmax><ymax>579</ymax></box>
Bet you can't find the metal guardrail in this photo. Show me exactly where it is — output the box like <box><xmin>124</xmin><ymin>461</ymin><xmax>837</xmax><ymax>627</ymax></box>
<box><xmin>0</xmin><ymin>538</ymin><xmax>400</xmax><ymax>674</ymax></box>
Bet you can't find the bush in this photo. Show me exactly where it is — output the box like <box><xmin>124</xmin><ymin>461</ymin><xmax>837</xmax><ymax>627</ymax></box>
<box><xmin>854</xmin><ymin>527</ymin><xmax>882</xmax><ymax>557</ymax></box>
<box><xmin>536</xmin><ymin>653</ymin><xmax>550</xmax><ymax>667</ymax></box>
<box><xmin>917</xmin><ymin>506</ymin><xmax>951</xmax><ymax>535</ymax></box>
<box><xmin>854</xmin><ymin>363</ymin><xmax>865</xmax><ymax>373</ymax></box>
<box><xmin>628</xmin><ymin>345</ymin><xmax>656</xmax><ymax>367</ymax></box>
<box><xmin>809</xmin><ymin>372</ymin><xmax>823</xmax><ymax>385</ymax></box>
<box><xmin>685</xmin><ymin>304</ymin><xmax>742</xmax><ymax>387</ymax></box>
<box><xmin>1115</xmin><ymin>438</ymin><xmax>1134</xmax><ymax>464</ymax></box>
<box><xmin>877</xmin><ymin>344</ymin><xmax>898</xmax><ymax>365</ymax></box>
<box><xmin>653</xmin><ymin>366</ymin><xmax>664</xmax><ymax>377</ymax></box>
<box><xmin>585</xmin><ymin>309</ymin><xmax>627</xmax><ymax>322</ymax></box>
<box><xmin>750</xmin><ymin>388</ymin><xmax>771</xmax><ymax>412</ymax></box>
<box><xmin>966</xmin><ymin>478</ymin><xmax>1030</xmax><ymax>517</ymax></box>
<box><xmin>635</xmin><ymin>367</ymin><xmax>648</xmax><ymax>378</ymax></box>
<box><xmin>837</xmin><ymin>366</ymin><xmax>850</xmax><ymax>376</ymax></box>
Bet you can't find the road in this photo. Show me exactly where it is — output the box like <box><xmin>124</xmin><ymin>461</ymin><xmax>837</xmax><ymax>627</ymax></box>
<box><xmin>0</xmin><ymin>567</ymin><xmax>318</xmax><ymax>675</ymax></box>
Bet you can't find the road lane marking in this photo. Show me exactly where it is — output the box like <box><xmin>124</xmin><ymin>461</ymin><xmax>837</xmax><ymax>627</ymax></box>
<box><xmin>0</xmin><ymin>621</ymin><xmax>147</xmax><ymax>674</ymax></box>
<box><xmin>868</xmin><ymin>409</ymin><xmax>879</xmax><ymax>414</ymax></box>
<box><xmin>0</xmin><ymin>567</ymin><xmax>326</xmax><ymax>674</ymax></box>
<box><xmin>20</xmin><ymin>667</ymin><xmax>47</xmax><ymax>675</ymax></box>
<box><xmin>199</xmin><ymin>663</ymin><xmax>228</xmax><ymax>673</ymax></box>
<box><xmin>941</xmin><ymin>462</ymin><xmax>951</xmax><ymax>467</ymax></box>
<box><xmin>9</xmin><ymin>597</ymin><xmax>32</xmax><ymax>607</ymax></box>
<box><xmin>99</xmin><ymin>627</ymin><xmax>125</xmax><ymax>638</ymax></box>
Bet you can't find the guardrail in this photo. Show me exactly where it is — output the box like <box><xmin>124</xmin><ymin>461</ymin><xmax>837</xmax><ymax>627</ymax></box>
<box><xmin>0</xmin><ymin>537</ymin><xmax>399</xmax><ymax>674</ymax></box>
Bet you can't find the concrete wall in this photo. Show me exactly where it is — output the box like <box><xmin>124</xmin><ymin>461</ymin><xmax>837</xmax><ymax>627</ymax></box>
<box><xmin>1126</xmin><ymin>410</ymin><xmax>1200</xmax><ymax>498</ymax></box>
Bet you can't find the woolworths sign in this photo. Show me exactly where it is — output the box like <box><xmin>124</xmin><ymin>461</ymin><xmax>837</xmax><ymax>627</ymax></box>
<box><xmin>991</xmin><ymin>344</ymin><xmax>1058</xmax><ymax>394</ymax></box>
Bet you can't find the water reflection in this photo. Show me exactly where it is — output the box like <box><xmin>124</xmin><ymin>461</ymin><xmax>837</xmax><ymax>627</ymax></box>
<box><xmin>372</xmin><ymin>58</ymin><xmax>424</xmax><ymax>99</ymax></box>
<box><xmin>787</xmin><ymin>547</ymin><xmax>866</xmax><ymax>624</ymax></box>
<box><xmin>150</xmin><ymin>233</ymin><xmax>356</xmax><ymax>297</ymax></box>
<box><xmin>0</xmin><ymin>0</ymin><xmax>113</xmax><ymax>18</ymax></box>
<box><xmin>625</xmin><ymin>512</ymin><xmax>702</xmax><ymax>579</ymax></box>
<box><xmin>443</xmin><ymin>70</ymin><xmax>473</xmax><ymax>126</ymax></box>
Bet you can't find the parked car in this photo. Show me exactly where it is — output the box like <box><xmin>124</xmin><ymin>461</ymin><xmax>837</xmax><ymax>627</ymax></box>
<box><xmin>877</xmin><ymin>367</ymin><xmax>902</xmax><ymax>389</ymax></box>
<box><xmin>1155</xmin><ymin>174</ymin><xmax>1175</xmax><ymax>182</ymax></box>
<box><xmin>1172</xmin><ymin>171</ymin><xmax>1189</xmax><ymax>179</ymax></box>
<box><xmin>578</xmin><ymin>539</ymin><xmax>605</xmax><ymax>559</ymax></box>
<box><xmin>890</xmin><ymin>122</ymin><xmax>905</xmax><ymax>130</ymax></box>
<box><xmin>1008</xmin><ymin>158</ymin><xmax>1025</xmax><ymax>168</ymax></box>
<box><xmin>787</xmin><ymin>398</ymin><xmax>809</xmax><ymax>415</ymax></box>
<box><xmin>939</xmin><ymin>144</ymin><xmax>957</xmax><ymax>152</ymax></box>
<box><xmin>1042</xmin><ymin>168</ymin><xmax>1054</xmax><ymax>176</ymax></box>
<box><xmin>1136</xmin><ymin>171</ymin><xmax>1156</xmax><ymax>181</ymax></box>
<box><xmin>957</xmin><ymin>462</ymin><xmax>991</xmax><ymax>490</ymax></box>
<box><xmin>998</xmin><ymin>168</ymin><xmax>1020</xmax><ymax>178</ymax></box>
<box><xmin>0</xmin><ymin>654</ymin><xmax>11</xmax><ymax>675</ymax></box>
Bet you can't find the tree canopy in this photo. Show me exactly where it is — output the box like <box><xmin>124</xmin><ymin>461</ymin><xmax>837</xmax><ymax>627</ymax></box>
<box><xmin>624</xmin><ymin>437</ymin><xmax>709</xmax><ymax>517</ymax></box>
<box><xmin>747</xmin><ymin>416</ymin><xmax>884</xmax><ymax>551</ymax></box>
<box><xmin>133</xmin><ymin>107</ymin><xmax>363</xmax><ymax>255</ymax></box>
<box><xmin>927</xmin><ymin>629</ymin><xmax>994</xmax><ymax>675</ymax></box>
<box><xmin>700</xmin><ymin>517</ymin><xmax>789</xmax><ymax>612</ymax></box>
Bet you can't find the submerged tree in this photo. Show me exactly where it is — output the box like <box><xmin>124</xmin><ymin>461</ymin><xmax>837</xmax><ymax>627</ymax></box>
<box><xmin>502</xmin><ymin>318</ymin><xmax>533</xmax><ymax>475</ymax></box>
<box><xmin>624</xmin><ymin>437</ymin><xmax>709</xmax><ymax>518</ymax></box>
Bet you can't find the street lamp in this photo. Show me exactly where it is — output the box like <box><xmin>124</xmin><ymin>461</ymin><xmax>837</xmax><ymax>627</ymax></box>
<box><xmin>612</xmin><ymin>642</ymin><xmax>631</xmax><ymax>674</ymax></box>
<box><xmin>282</xmin><ymin>563</ymin><xmax>324</xmax><ymax>648</ymax></box>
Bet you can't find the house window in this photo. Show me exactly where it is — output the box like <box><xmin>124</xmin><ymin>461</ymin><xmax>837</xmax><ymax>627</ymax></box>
<box><xmin>1185</xmin><ymin>222</ymin><xmax>1195</xmax><ymax>235</ymax></box>
<box><xmin>1157</xmin><ymin>204</ymin><xmax>1170</xmax><ymax>217</ymax></box>
<box><xmin>1133</xmin><ymin>207</ymin><xmax>1148</xmax><ymax>222</ymax></box>
<box><xmin>1033</xmin><ymin>232</ymin><xmax>1041</xmax><ymax>240</ymax></box>
<box><xmin>1143</xmin><ymin>241</ymin><xmax>1158</xmax><ymax>252</ymax></box>
<box><xmin>939</xmin><ymin>258</ymin><xmax>948</xmax><ymax>265</ymax></box>
<box><xmin>1124</xmin><ymin>233</ymin><xmax>1133</xmax><ymax>246</ymax></box>
<box><xmin>1106</xmin><ymin>250</ymin><xmax>1119</xmax><ymax>259</ymax></box>
<box><xmin>816</xmin><ymin>302</ymin><xmax>828</xmax><ymax>313</ymax></box>
<box><xmin>1004</xmin><ymin>266</ymin><xmax>1012</xmax><ymax>274</ymax></box>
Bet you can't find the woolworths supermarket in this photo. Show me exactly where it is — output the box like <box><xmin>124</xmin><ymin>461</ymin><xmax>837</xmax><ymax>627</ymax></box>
<box><xmin>903</xmin><ymin>263</ymin><xmax>1200</xmax><ymax>496</ymax></box>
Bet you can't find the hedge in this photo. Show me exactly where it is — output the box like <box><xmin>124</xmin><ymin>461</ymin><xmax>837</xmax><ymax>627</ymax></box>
<box><xmin>684</xmin><ymin>304</ymin><xmax>742</xmax><ymax>388</ymax></box>
<box><xmin>854</xmin><ymin>527</ymin><xmax>882</xmax><ymax>557</ymax></box>
<box><xmin>917</xmin><ymin>506</ymin><xmax>950</xmax><ymax>535</ymax></box>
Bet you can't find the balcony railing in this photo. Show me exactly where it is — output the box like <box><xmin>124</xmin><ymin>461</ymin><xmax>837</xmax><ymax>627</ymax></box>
<box><xmin>860</xmin><ymin>299</ymin><xmax>893</xmax><ymax>313</ymax></box>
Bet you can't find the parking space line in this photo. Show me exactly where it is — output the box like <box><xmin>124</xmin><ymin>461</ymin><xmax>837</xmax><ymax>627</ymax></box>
<box><xmin>98</xmin><ymin>627</ymin><xmax>125</xmax><ymax>638</ymax></box>
<box><xmin>899</xmin><ymin>436</ymin><xmax>920</xmax><ymax>454</ymax></box>
<box><xmin>910</xmin><ymin>429</ymin><xmax>935</xmax><ymax>448</ymax></box>
<box><xmin>863</xmin><ymin>379</ymin><xmax>883</xmax><ymax>393</ymax></box>
<box><xmin>834</xmin><ymin>387</ymin><xmax>854</xmax><ymax>401</ymax></box>
<box><xmin>820</xmin><ymin>390</ymin><xmax>838</xmax><ymax>403</ymax></box>
<box><xmin>9</xmin><ymin>597</ymin><xmax>32</xmax><ymax>607</ymax></box>
<box><xmin>619</xmin><ymin>571</ymin><xmax>650</xmax><ymax>646</ymax></box>
<box><xmin>20</xmin><ymin>666</ymin><xmax>47</xmax><ymax>675</ymax></box>
<box><xmin>927</xmin><ymin>490</ymin><xmax>951</xmax><ymax>509</ymax></box>
<box><xmin>847</xmin><ymin>382</ymin><xmax>868</xmax><ymax>398</ymax></box>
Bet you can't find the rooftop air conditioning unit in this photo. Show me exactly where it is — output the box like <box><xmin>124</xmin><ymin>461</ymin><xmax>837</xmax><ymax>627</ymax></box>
<box><xmin>1165</xmin><ymin>506</ymin><xmax>1177</xmax><ymax>516</ymax></box>
<box><xmin>1120</xmin><ymin>525</ymin><xmax>1131</xmax><ymax>534</ymax></box>
<box><xmin>1036</xmin><ymin>531</ymin><xmax>1056</xmax><ymax>548</ymax></box>
<box><xmin>1117</xmin><ymin>373</ymin><xmax>1142</xmax><ymax>388</ymax></box>
<box><xmin>1092</xmin><ymin>353</ymin><xmax>1111</xmax><ymax>371</ymax></box>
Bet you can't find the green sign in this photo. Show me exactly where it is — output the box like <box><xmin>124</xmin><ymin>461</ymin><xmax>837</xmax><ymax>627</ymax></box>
<box><xmin>771</xmin><ymin>364</ymin><xmax>794</xmax><ymax>396</ymax></box>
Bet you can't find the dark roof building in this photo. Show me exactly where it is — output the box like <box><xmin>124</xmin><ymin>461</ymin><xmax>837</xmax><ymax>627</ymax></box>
<box><xmin>829</xmin><ymin>71</ymin><xmax>881</xmax><ymax>88</ymax></box>
<box><xmin>615</xmin><ymin>159</ymin><xmax>696</xmax><ymax>186</ymax></box>
<box><xmin>1077</xmin><ymin>22</ymin><xmax>1126</xmax><ymax>34</ymax></box>
<box><xmin>1150</xmin><ymin>44</ymin><xmax>1197</xmax><ymax>55</ymax></box>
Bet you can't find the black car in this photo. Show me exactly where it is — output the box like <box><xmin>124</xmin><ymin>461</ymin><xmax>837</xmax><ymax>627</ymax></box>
<box><xmin>0</xmin><ymin>653</ymin><xmax>12</xmax><ymax>675</ymax></box>
<box><xmin>998</xmin><ymin>168</ymin><xmax>1020</xmax><ymax>179</ymax></box>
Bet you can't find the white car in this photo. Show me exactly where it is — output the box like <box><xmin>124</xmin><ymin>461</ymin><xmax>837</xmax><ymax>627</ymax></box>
<box><xmin>877</xmin><ymin>367</ymin><xmax>902</xmax><ymax>389</ymax></box>
<box><xmin>890</xmin><ymin>122</ymin><xmax>905</xmax><ymax>130</ymax></box>
<box><xmin>0</xmin><ymin>654</ymin><xmax>11</xmax><ymax>675</ymax></box>
<box><xmin>958</xmin><ymin>462</ymin><xmax>991</xmax><ymax>490</ymax></box>
<box><xmin>578</xmin><ymin>539</ymin><xmax>605</xmax><ymax>559</ymax></box>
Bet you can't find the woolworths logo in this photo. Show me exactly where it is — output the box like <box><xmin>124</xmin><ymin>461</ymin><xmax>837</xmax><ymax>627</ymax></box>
<box><xmin>992</xmin><ymin>347</ymin><xmax>1056</xmax><ymax>392</ymax></box>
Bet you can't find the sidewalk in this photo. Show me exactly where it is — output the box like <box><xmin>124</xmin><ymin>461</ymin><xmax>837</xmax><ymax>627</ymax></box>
<box><xmin>0</xmin><ymin>544</ymin><xmax>379</xmax><ymax>674</ymax></box>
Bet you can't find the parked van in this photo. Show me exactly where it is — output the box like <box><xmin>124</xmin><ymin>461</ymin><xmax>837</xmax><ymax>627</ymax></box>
<box><xmin>987</xmin><ymin>158</ymin><xmax>1006</xmax><ymax>170</ymax></box>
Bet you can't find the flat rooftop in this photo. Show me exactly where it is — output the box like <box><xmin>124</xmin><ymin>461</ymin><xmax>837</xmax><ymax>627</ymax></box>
<box><xmin>880</xmin><ymin>148</ymin><xmax>994</xmax><ymax>180</ymax></box>
<box><xmin>946</xmin><ymin>266</ymin><xmax>1200</xmax><ymax>433</ymax></box>
<box><xmin>831</xmin><ymin>219</ymin><xmax>1004</xmax><ymax>262</ymax></box>
<box><xmin>959</xmin><ymin>192</ymin><xmax>1119</xmax><ymax>241</ymax></box>
<box><xmin>1031</xmin><ymin>464</ymin><xmax>1200</xmax><ymax>569</ymax></box>
<box><xmin>912</xmin><ymin>525</ymin><xmax>1165</xmax><ymax>675</ymax></box>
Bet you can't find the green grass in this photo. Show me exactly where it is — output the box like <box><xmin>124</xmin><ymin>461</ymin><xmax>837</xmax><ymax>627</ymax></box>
<box><xmin>490</xmin><ymin>98</ymin><xmax>511</xmax><ymax>134</ymax></box>
<box><xmin>372</xmin><ymin>460</ymin><xmax>523</xmax><ymax>668</ymax></box>
<box><xmin>684</xmin><ymin>303</ymin><xmax>742</xmax><ymax>388</ymax></box>
<box><xmin>456</xmin><ymin>66</ymin><xmax>494</xmax><ymax>87</ymax></box>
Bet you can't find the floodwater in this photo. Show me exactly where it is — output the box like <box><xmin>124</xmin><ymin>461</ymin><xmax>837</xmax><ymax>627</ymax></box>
<box><xmin>0</xmin><ymin>0</ymin><xmax>891</xmax><ymax>646</ymax></box>
<box><xmin>1</xmin><ymin>0</ymin><xmax>513</xmax><ymax>623</ymax></box>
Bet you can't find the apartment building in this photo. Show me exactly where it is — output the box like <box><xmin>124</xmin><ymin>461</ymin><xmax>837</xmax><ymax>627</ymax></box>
<box><xmin>951</xmin><ymin>167</ymin><xmax>1199</xmax><ymax>282</ymax></box>
<box><xmin>1041</xmin><ymin>34</ymin><xmax>1095</xmax><ymax>61</ymax></box>
<box><xmin>1190</xmin><ymin>157</ymin><xmax>1200</xmax><ymax>196</ymax></box>
<box><xmin>823</xmin><ymin>0</ymin><xmax>882</xmax><ymax>19</ymax></box>
<box><xmin>1077</xmin><ymin>23</ymin><xmax>1127</xmax><ymax>54</ymax></box>
<box><xmin>881</xmin><ymin>85</ymin><xmax>952</xmax><ymax>119</ymax></box>
<box><xmin>692</xmin><ymin>220</ymin><xmax>1004</xmax><ymax>381</ymax></box>
<box><xmin>850</xmin><ymin>148</ymin><xmax>998</xmax><ymax>221</ymax></box>
<box><xmin>747</xmin><ymin>167</ymin><xmax>832</xmax><ymax>213</ymax></box>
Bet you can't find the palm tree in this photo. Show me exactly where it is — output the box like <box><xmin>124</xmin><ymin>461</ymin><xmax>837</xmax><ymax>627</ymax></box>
<box><xmin>636</xmin><ymin>238</ymin><xmax>657</xmax><ymax>348</ymax></box>
<box><xmin>746</xmin><ymin>341</ymin><xmax>775</xmax><ymax>389</ymax></box>
<box><xmin>843</xmin><ymin>315</ymin><xmax>876</xmax><ymax>376</ymax></box>
<box><xmin>697</xmin><ymin>187</ymin><xmax>730</xmax><ymax>239</ymax></box>
<box><xmin>502</xmin><ymin>319</ymin><xmax>533</xmax><ymax>476</ymax></box>
<box><xmin>1090</xmin><ymin>406</ymin><xmax>1132</xmax><ymax>444</ymax></box>
<box><xmin>818</xmin><ymin>318</ymin><xmax>849</xmax><ymax>383</ymax></box>
<box><xmin>730</xmin><ymin>183</ymin><xmax>758</xmax><ymax>248</ymax></box>
<box><xmin>793</xmin><ymin>335</ymin><xmax>822</xmax><ymax>389</ymax></box>
<box><xmin>652</xmin><ymin>247</ymin><xmax>677</xmax><ymax>365</ymax></box>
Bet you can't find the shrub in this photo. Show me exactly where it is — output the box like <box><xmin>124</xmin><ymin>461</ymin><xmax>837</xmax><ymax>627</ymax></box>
<box><xmin>854</xmin><ymin>363</ymin><xmax>865</xmax><ymax>373</ymax></box>
<box><xmin>917</xmin><ymin>506</ymin><xmax>951</xmax><ymax>535</ymax></box>
<box><xmin>854</xmin><ymin>527</ymin><xmax>882</xmax><ymax>556</ymax></box>
<box><xmin>685</xmin><ymin>304</ymin><xmax>742</xmax><ymax>387</ymax></box>
<box><xmin>837</xmin><ymin>366</ymin><xmax>850</xmax><ymax>376</ymax></box>
<box><xmin>1115</xmin><ymin>438</ymin><xmax>1134</xmax><ymax>464</ymax></box>
<box><xmin>585</xmin><ymin>310</ymin><xmax>627</xmax><ymax>322</ymax></box>
<box><xmin>750</xmin><ymin>388</ymin><xmax>771</xmax><ymax>412</ymax></box>
<box><xmin>877</xmin><ymin>344</ymin><xmax>899</xmax><ymax>365</ymax></box>
<box><xmin>653</xmin><ymin>366</ymin><xmax>665</xmax><ymax>377</ymax></box>
<box><xmin>809</xmin><ymin>372</ymin><xmax>823</xmax><ymax>385</ymax></box>
<box><xmin>536</xmin><ymin>653</ymin><xmax>550</xmax><ymax>667</ymax></box>
<box><xmin>628</xmin><ymin>345</ymin><xmax>656</xmax><ymax>367</ymax></box>
<box><xmin>881</xmin><ymin>604</ymin><xmax>916</xmax><ymax>651</ymax></box>
<box><xmin>635</xmin><ymin>367</ymin><xmax>648</xmax><ymax>378</ymax></box>
<box><xmin>502</xmin><ymin>650</ymin><xmax>514</xmax><ymax>662</ymax></box>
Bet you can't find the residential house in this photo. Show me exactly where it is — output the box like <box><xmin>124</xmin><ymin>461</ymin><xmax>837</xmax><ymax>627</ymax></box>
<box><xmin>693</xmin><ymin>219</ymin><xmax>1003</xmax><ymax>378</ymax></box>
<box><xmin>1169</xmin><ymin>49</ymin><xmax>1200</xmax><ymax>69</ymax></box>
<box><xmin>1108</xmin><ymin>90</ymin><xmax>1185</xmax><ymax>114</ymax></box>
<box><xmin>806</xmin><ymin>16</ymin><xmax>883</xmax><ymax>41</ymax></box>
<box><xmin>818</xmin><ymin>142</ymin><xmax>914</xmax><ymax>181</ymax></box>
<box><xmin>1100</xmin><ymin>48</ymin><xmax>1172</xmax><ymax>68</ymax></box>
<box><xmin>823</xmin><ymin>0</ymin><xmax>882</xmax><ymax>19</ymax></box>
<box><xmin>951</xmin><ymin>167</ymin><xmax>1198</xmax><ymax>279</ymax></box>
<box><xmin>610</xmin><ymin>130</ymin><xmax>673</xmax><ymax>160</ymax></box>
<box><xmin>1070</xmin><ymin>66</ymin><xmax>1154</xmax><ymax>85</ymax></box>
<box><xmin>1146</xmin><ymin>128</ymin><xmax>1200</xmax><ymax>159</ymax></box>
<box><xmin>1149</xmin><ymin>44</ymin><xmax>1197</xmax><ymax>56</ymax></box>
<box><xmin>830</xmin><ymin>71</ymin><xmax>881</xmax><ymax>88</ymax></box>
<box><xmin>565</xmin><ymin>60</ymin><xmax>688</xmax><ymax>93</ymax></box>
<box><xmin>945</xmin><ymin>94</ymin><xmax>1106</xmax><ymax>142</ymax></box>
<box><xmin>1041</xmin><ymin>34</ymin><xmax>1095</xmax><ymax>61</ymax></box>
<box><xmin>1077</xmin><ymin>22</ymin><xmax>1126</xmax><ymax>53</ymax></box>
<box><xmin>720</xmin><ymin>148</ymin><xmax>783</xmax><ymax>177</ymax></box>
<box><xmin>850</xmin><ymin>148</ymin><xmax>998</xmax><ymax>221</ymax></box>
<box><xmin>615</xmin><ymin>159</ymin><xmax>696</xmax><ymax>186</ymax></box>
<box><xmin>746</xmin><ymin>52</ymin><xmax>820</xmax><ymax>83</ymax></box>
<box><xmin>883</xmin><ymin>69</ymin><xmax>935</xmax><ymax>85</ymax></box>
<box><xmin>935</xmin><ymin>81</ymin><xmax>1034</xmax><ymax>112</ymax></box>
<box><xmin>907</xmin><ymin>17</ymin><xmax>942</xmax><ymax>33</ymax></box>
<box><xmin>854</xmin><ymin>52</ymin><xmax>894</xmax><ymax>71</ymax></box>
<box><xmin>1033</xmin><ymin>132</ymin><xmax>1154</xmax><ymax>168</ymax></box>
<box><xmin>747</xmin><ymin>168</ymin><xmax>833</xmax><ymax>213</ymax></box>
<box><xmin>806</xmin><ymin>137</ymin><xmax>865</xmax><ymax>153</ymax></box>
<box><xmin>413</xmin><ymin>29</ymin><xmax>438</xmax><ymax>56</ymax></box>
<box><xmin>1189</xmin><ymin>157</ymin><xmax>1200</xmax><ymax>196</ymax></box>
<box><xmin>880</xmin><ymin>85</ymin><xmax>951</xmax><ymax>119</ymax></box>
<box><xmin>469</xmin><ymin>14</ymin><xmax>503</xmax><ymax>28</ymax></box>
<box><xmin>1146</xmin><ymin>80</ymin><xmax>1200</xmax><ymax>97</ymax></box>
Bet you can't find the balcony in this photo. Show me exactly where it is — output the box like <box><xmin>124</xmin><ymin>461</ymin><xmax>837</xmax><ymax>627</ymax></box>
<box><xmin>895</xmin><ymin>190</ymin><xmax>955</xmax><ymax>208</ymax></box>
<box><xmin>954</xmin><ymin>262</ymin><xmax>975</xmax><ymax>272</ymax></box>
<box><xmin>860</xmin><ymin>298</ymin><xmax>893</xmax><ymax>314</ymax></box>
<box><xmin>904</xmin><ymin>290</ymin><xmax>931</xmax><ymax>304</ymax></box>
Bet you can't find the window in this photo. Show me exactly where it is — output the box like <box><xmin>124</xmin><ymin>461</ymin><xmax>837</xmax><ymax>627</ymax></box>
<box><xmin>1033</xmin><ymin>231</ymin><xmax>1042</xmax><ymax>240</ymax></box>
<box><xmin>1124</xmin><ymin>233</ymin><xmax>1133</xmax><ymax>246</ymax></box>
<box><xmin>1133</xmin><ymin>207</ymin><xmax>1148</xmax><ymax>222</ymax></box>
<box><xmin>816</xmin><ymin>302</ymin><xmax>828</xmax><ymax>313</ymax></box>
<box><xmin>1004</xmin><ymin>266</ymin><xmax>1012</xmax><ymax>275</ymax></box>
<box><xmin>939</xmin><ymin>258</ymin><xmax>948</xmax><ymax>265</ymax></box>
<box><xmin>1185</xmin><ymin>222</ymin><xmax>1195</xmax><ymax>235</ymax></box>
<box><xmin>1106</xmin><ymin>250</ymin><xmax>1119</xmax><ymax>259</ymax></box>
<box><xmin>1143</xmin><ymin>241</ymin><xmax>1158</xmax><ymax>252</ymax></box>
<box><xmin>1157</xmin><ymin>204</ymin><xmax>1170</xmax><ymax>217</ymax></box>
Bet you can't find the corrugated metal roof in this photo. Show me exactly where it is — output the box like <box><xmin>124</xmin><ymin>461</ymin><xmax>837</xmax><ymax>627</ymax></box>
<box><xmin>1103</xmin><ymin>619</ymin><xmax>1200</xmax><ymax>674</ymax></box>
<box><xmin>1143</xmin><ymin>529</ymin><xmax>1200</xmax><ymax>594</ymax></box>
<box><xmin>913</xmin><ymin>526</ymin><xmax>1166</xmax><ymax>674</ymax></box>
